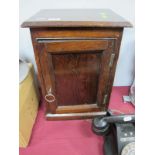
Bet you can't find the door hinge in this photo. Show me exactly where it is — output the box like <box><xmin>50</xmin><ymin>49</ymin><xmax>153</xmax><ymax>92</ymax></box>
<box><xmin>103</xmin><ymin>94</ymin><xmax>108</xmax><ymax>105</ymax></box>
<box><xmin>109</xmin><ymin>53</ymin><xmax>115</xmax><ymax>67</ymax></box>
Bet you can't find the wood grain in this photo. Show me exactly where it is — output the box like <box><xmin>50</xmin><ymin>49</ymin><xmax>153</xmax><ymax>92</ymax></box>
<box><xmin>52</xmin><ymin>52</ymin><xmax>101</xmax><ymax>106</ymax></box>
<box><xmin>56</xmin><ymin>104</ymin><xmax>100</xmax><ymax>114</ymax></box>
<box><xmin>44</xmin><ymin>40</ymin><xmax>108</xmax><ymax>53</ymax></box>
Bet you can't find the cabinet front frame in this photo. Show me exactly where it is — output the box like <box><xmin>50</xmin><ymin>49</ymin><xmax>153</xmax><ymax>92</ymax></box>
<box><xmin>30</xmin><ymin>28</ymin><xmax>123</xmax><ymax>120</ymax></box>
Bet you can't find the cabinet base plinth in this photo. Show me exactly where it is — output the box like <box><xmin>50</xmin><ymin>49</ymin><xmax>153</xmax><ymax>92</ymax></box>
<box><xmin>46</xmin><ymin>111</ymin><xmax>107</xmax><ymax>120</ymax></box>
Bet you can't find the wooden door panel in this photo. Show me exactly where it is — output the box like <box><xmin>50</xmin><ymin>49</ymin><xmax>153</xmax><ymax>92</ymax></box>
<box><xmin>51</xmin><ymin>52</ymin><xmax>101</xmax><ymax>106</ymax></box>
<box><xmin>97</xmin><ymin>41</ymin><xmax>114</xmax><ymax>106</ymax></box>
<box><xmin>38</xmin><ymin>38</ymin><xmax>113</xmax><ymax>113</ymax></box>
<box><xmin>38</xmin><ymin>44</ymin><xmax>57</xmax><ymax>113</ymax></box>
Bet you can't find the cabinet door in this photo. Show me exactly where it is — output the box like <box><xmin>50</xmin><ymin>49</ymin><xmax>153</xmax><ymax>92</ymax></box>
<box><xmin>37</xmin><ymin>38</ymin><xmax>114</xmax><ymax>116</ymax></box>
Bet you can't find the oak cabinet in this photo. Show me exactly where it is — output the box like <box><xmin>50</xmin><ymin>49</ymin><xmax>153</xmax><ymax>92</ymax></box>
<box><xmin>22</xmin><ymin>9</ymin><xmax>131</xmax><ymax>120</ymax></box>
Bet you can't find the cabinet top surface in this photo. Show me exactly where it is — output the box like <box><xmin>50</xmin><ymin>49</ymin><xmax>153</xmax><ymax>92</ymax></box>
<box><xmin>21</xmin><ymin>9</ymin><xmax>132</xmax><ymax>28</ymax></box>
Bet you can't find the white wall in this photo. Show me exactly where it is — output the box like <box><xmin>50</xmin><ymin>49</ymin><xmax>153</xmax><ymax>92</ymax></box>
<box><xmin>19</xmin><ymin>0</ymin><xmax>135</xmax><ymax>86</ymax></box>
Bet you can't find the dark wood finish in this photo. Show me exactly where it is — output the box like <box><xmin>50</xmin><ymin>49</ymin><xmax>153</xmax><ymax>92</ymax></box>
<box><xmin>56</xmin><ymin>104</ymin><xmax>100</xmax><ymax>114</ymax></box>
<box><xmin>22</xmin><ymin>9</ymin><xmax>131</xmax><ymax>120</ymax></box>
<box><xmin>52</xmin><ymin>52</ymin><xmax>101</xmax><ymax>106</ymax></box>
<box><xmin>44</xmin><ymin>40</ymin><xmax>108</xmax><ymax>53</ymax></box>
<box><xmin>22</xmin><ymin>9</ymin><xmax>132</xmax><ymax>28</ymax></box>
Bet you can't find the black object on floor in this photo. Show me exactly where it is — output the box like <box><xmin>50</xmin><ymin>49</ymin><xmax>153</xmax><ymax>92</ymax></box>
<box><xmin>92</xmin><ymin>113</ymin><xmax>135</xmax><ymax>155</ymax></box>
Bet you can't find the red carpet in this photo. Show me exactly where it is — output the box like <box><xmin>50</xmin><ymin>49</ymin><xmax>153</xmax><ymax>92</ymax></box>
<box><xmin>19</xmin><ymin>86</ymin><xmax>134</xmax><ymax>155</ymax></box>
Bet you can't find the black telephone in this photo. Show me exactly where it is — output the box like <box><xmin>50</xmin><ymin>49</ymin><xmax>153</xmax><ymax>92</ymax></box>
<box><xmin>92</xmin><ymin>112</ymin><xmax>135</xmax><ymax>155</ymax></box>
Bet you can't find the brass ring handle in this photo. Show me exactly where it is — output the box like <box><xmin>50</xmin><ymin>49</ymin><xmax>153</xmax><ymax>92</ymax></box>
<box><xmin>45</xmin><ymin>93</ymin><xmax>56</xmax><ymax>103</ymax></box>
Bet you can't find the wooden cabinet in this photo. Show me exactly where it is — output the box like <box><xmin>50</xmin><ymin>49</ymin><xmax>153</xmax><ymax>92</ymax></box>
<box><xmin>22</xmin><ymin>9</ymin><xmax>132</xmax><ymax>120</ymax></box>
